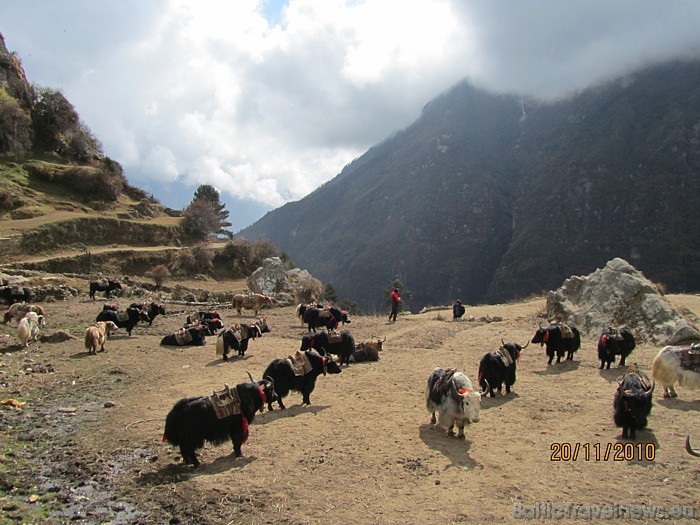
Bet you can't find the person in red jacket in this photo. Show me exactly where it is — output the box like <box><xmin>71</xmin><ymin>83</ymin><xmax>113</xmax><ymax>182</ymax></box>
<box><xmin>389</xmin><ymin>288</ymin><xmax>401</xmax><ymax>322</ymax></box>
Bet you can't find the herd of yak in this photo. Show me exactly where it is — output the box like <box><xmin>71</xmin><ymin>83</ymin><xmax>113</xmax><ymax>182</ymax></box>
<box><xmin>3</xmin><ymin>279</ymin><xmax>700</xmax><ymax>465</ymax></box>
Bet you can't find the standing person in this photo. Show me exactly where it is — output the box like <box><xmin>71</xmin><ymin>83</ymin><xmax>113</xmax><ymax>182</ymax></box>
<box><xmin>389</xmin><ymin>288</ymin><xmax>401</xmax><ymax>322</ymax></box>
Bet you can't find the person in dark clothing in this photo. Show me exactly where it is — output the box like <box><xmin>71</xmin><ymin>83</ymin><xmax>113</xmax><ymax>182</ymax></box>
<box><xmin>453</xmin><ymin>300</ymin><xmax>465</xmax><ymax>320</ymax></box>
<box><xmin>389</xmin><ymin>288</ymin><xmax>401</xmax><ymax>322</ymax></box>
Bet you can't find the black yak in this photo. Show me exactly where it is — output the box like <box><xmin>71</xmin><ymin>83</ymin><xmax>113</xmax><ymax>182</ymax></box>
<box><xmin>130</xmin><ymin>302</ymin><xmax>166</xmax><ymax>326</ymax></box>
<box><xmin>300</xmin><ymin>330</ymin><xmax>355</xmax><ymax>366</ymax></box>
<box><xmin>598</xmin><ymin>327</ymin><xmax>636</xmax><ymax>369</ymax></box>
<box><xmin>262</xmin><ymin>349</ymin><xmax>341</xmax><ymax>410</ymax></box>
<box><xmin>302</xmin><ymin>306</ymin><xmax>350</xmax><ymax>333</ymax></box>
<box><xmin>161</xmin><ymin>325</ymin><xmax>207</xmax><ymax>346</ymax></box>
<box><xmin>216</xmin><ymin>317</ymin><xmax>270</xmax><ymax>359</ymax></box>
<box><xmin>162</xmin><ymin>377</ymin><xmax>277</xmax><ymax>466</ymax></box>
<box><xmin>613</xmin><ymin>365</ymin><xmax>654</xmax><ymax>440</ymax></box>
<box><xmin>0</xmin><ymin>286</ymin><xmax>32</xmax><ymax>305</ymax></box>
<box><xmin>89</xmin><ymin>279</ymin><xmax>121</xmax><ymax>300</ymax></box>
<box><xmin>531</xmin><ymin>323</ymin><xmax>581</xmax><ymax>365</ymax></box>
<box><xmin>96</xmin><ymin>306</ymin><xmax>149</xmax><ymax>336</ymax></box>
<box><xmin>478</xmin><ymin>340</ymin><xmax>528</xmax><ymax>397</ymax></box>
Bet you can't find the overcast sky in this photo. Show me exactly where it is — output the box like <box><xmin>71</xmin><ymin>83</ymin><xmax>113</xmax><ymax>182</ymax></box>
<box><xmin>2</xmin><ymin>1</ymin><xmax>700</xmax><ymax>230</ymax></box>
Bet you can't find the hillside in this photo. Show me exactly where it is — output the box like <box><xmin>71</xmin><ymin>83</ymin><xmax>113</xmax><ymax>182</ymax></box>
<box><xmin>241</xmin><ymin>58</ymin><xmax>700</xmax><ymax>311</ymax></box>
<box><xmin>0</xmin><ymin>159</ymin><xmax>183</xmax><ymax>266</ymax></box>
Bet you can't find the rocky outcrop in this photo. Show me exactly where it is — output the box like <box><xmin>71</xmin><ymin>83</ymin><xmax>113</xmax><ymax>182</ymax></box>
<box><xmin>546</xmin><ymin>258</ymin><xmax>700</xmax><ymax>344</ymax></box>
<box><xmin>247</xmin><ymin>257</ymin><xmax>324</xmax><ymax>306</ymax></box>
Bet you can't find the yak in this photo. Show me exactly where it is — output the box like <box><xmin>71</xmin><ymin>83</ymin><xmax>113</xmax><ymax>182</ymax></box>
<box><xmin>161</xmin><ymin>325</ymin><xmax>207</xmax><ymax>346</ymax></box>
<box><xmin>130</xmin><ymin>302</ymin><xmax>166</xmax><ymax>326</ymax></box>
<box><xmin>216</xmin><ymin>317</ymin><xmax>270</xmax><ymax>359</ymax></box>
<box><xmin>597</xmin><ymin>327</ymin><xmax>636</xmax><ymax>369</ymax></box>
<box><xmin>0</xmin><ymin>286</ymin><xmax>32</xmax><ymax>305</ymax></box>
<box><xmin>302</xmin><ymin>306</ymin><xmax>350</xmax><ymax>333</ymax></box>
<box><xmin>295</xmin><ymin>303</ymin><xmax>324</xmax><ymax>325</ymax></box>
<box><xmin>96</xmin><ymin>307</ymin><xmax>149</xmax><ymax>336</ymax></box>
<box><xmin>351</xmin><ymin>337</ymin><xmax>385</xmax><ymax>363</ymax></box>
<box><xmin>300</xmin><ymin>330</ymin><xmax>355</xmax><ymax>366</ymax></box>
<box><xmin>4</xmin><ymin>303</ymin><xmax>44</xmax><ymax>324</ymax></box>
<box><xmin>232</xmin><ymin>293</ymin><xmax>274</xmax><ymax>316</ymax></box>
<box><xmin>84</xmin><ymin>321</ymin><xmax>119</xmax><ymax>355</ymax></box>
<box><xmin>17</xmin><ymin>313</ymin><xmax>44</xmax><ymax>347</ymax></box>
<box><xmin>262</xmin><ymin>349</ymin><xmax>341</xmax><ymax>410</ymax></box>
<box><xmin>531</xmin><ymin>323</ymin><xmax>581</xmax><ymax>365</ymax></box>
<box><xmin>162</xmin><ymin>377</ymin><xmax>277</xmax><ymax>466</ymax></box>
<box><xmin>613</xmin><ymin>365</ymin><xmax>654</xmax><ymax>440</ymax></box>
<box><xmin>478</xmin><ymin>340</ymin><xmax>528</xmax><ymax>397</ymax></box>
<box><xmin>426</xmin><ymin>367</ymin><xmax>486</xmax><ymax>438</ymax></box>
<box><xmin>89</xmin><ymin>279</ymin><xmax>122</xmax><ymax>300</ymax></box>
<box><xmin>186</xmin><ymin>309</ymin><xmax>222</xmax><ymax>325</ymax></box>
<box><xmin>651</xmin><ymin>344</ymin><xmax>700</xmax><ymax>398</ymax></box>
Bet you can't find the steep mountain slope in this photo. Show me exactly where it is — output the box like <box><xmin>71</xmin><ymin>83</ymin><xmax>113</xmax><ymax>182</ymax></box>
<box><xmin>241</xmin><ymin>59</ymin><xmax>700</xmax><ymax>311</ymax></box>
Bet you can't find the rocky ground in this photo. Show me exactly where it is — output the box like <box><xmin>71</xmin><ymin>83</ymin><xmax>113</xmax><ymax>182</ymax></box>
<box><xmin>1</xmin><ymin>282</ymin><xmax>699</xmax><ymax>524</ymax></box>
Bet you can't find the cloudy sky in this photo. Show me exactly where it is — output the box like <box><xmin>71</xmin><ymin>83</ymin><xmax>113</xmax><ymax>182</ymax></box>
<box><xmin>2</xmin><ymin>1</ymin><xmax>700</xmax><ymax>230</ymax></box>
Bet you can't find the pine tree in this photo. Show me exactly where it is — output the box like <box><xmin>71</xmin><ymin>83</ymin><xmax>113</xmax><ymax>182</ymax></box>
<box><xmin>190</xmin><ymin>184</ymin><xmax>233</xmax><ymax>238</ymax></box>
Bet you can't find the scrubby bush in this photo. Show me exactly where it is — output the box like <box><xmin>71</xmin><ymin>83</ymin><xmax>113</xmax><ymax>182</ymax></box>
<box><xmin>151</xmin><ymin>264</ymin><xmax>170</xmax><ymax>288</ymax></box>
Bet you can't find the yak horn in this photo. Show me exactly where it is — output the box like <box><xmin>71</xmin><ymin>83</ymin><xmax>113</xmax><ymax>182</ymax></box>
<box><xmin>521</xmin><ymin>341</ymin><xmax>530</xmax><ymax>349</ymax></box>
<box><xmin>246</xmin><ymin>371</ymin><xmax>255</xmax><ymax>383</ymax></box>
<box><xmin>480</xmin><ymin>380</ymin><xmax>490</xmax><ymax>396</ymax></box>
<box><xmin>645</xmin><ymin>381</ymin><xmax>655</xmax><ymax>398</ymax></box>
<box><xmin>686</xmin><ymin>435</ymin><xmax>700</xmax><ymax>457</ymax></box>
<box><xmin>265</xmin><ymin>375</ymin><xmax>275</xmax><ymax>389</ymax></box>
<box><xmin>501</xmin><ymin>339</ymin><xmax>506</xmax><ymax>347</ymax></box>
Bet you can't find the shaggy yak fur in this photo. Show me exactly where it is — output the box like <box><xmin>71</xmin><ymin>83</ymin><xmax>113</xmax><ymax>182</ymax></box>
<box><xmin>531</xmin><ymin>323</ymin><xmax>581</xmax><ymax>365</ymax></box>
<box><xmin>478</xmin><ymin>340</ymin><xmax>527</xmax><ymax>397</ymax></box>
<box><xmin>95</xmin><ymin>307</ymin><xmax>149</xmax><ymax>336</ymax></box>
<box><xmin>300</xmin><ymin>330</ymin><xmax>355</xmax><ymax>366</ymax></box>
<box><xmin>89</xmin><ymin>279</ymin><xmax>122</xmax><ymax>300</ymax></box>
<box><xmin>161</xmin><ymin>325</ymin><xmax>207</xmax><ymax>346</ymax></box>
<box><xmin>597</xmin><ymin>327</ymin><xmax>636</xmax><ymax>369</ymax></box>
<box><xmin>262</xmin><ymin>349</ymin><xmax>342</xmax><ymax>410</ymax></box>
<box><xmin>613</xmin><ymin>368</ymin><xmax>654</xmax><ymax>440</ymax></box>
<box><xmin>130</xmin><ymin>302</ymin><xmax>166</xmax><ymax>326</ymax></box>
<box><xmin>162</xmin><ymin>379</ymin><xmax>277</xmax><ymax>466</ymax></box>
<box><xmin>216</xmin><ymin>317</ymin><xmax>270</xmax><ymax>359</ymax></box>
<box><xmin>3</xmin><ymin>303</ymin><xmax>44</xmax><ymax>324</ymax></box>
<box><xmin>302</xmin><ymin>306</ymin><xmax>350</xmax><ymax>333</ymax></box>
<box><xmin>84</xmin><ymin>321</ymin><xmax>119</xmax><ymax>355</ymax></box>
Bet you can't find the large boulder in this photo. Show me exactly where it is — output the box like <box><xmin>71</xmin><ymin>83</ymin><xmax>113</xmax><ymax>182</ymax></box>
<box><xmin>546</xmin><ymin>258</ymin><xmax>700</xmax><ymax>344</ymax></box>
<box><xmin>247</xmin><ymin>257</ymin><xmax>324</xmax><ymax>306</ymax></box>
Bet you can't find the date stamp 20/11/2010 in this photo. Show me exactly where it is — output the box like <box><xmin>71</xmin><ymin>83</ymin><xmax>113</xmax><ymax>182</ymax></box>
<box><xmin>550</xmin><ymin>442</ymin><xmax>656</xmax><ymax>462</ymax></box>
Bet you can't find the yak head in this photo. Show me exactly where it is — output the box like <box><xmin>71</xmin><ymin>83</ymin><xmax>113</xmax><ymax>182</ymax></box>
<box><xmin>247</xmin><ymin>372</ymin><xmax>278</xmax><ymax>413</ymax></box>
<box><xmin>311</xmin><ymin>348</ymin><xmax>342</xmax><ymax>376</ymax></box>
<box><xmin>502</xmin><ymin>339</ymin><xmax>529</xmax><ymax>362</ymax></box>
<box><xmin>531</xmin><ymin>325</ymin><xmax>547</xmax><ymax>346</ymax></box>
<box><xmin>451</xmin><ymin>372</ymin><xmax>486</xmax><ymax>423</ymax></box>
<box><xmin>615</xmin><ymin>374</ymin><xmax>654</xmax><ymax>425</ymax></box>
<box><xmin>256</xmin><ymin>316</ymin><xmax>271</xmax><ymax>334</ymax></box>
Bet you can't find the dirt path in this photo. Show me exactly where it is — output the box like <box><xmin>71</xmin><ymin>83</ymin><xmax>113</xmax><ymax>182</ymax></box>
<box><xmin>0</xmin><ymin>293</ymin><xmax>698</xmax><ymax>524</ymax></box>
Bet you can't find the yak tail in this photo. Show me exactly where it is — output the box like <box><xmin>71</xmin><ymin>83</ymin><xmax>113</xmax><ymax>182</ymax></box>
<box><xmin>216</xmin><ymin>333</ymin><xmax>225</xmax><ymax>356</ymax></box>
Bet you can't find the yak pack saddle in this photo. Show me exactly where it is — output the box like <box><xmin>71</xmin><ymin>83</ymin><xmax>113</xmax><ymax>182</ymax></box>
<box><xmin>210</xmin><ymin>384</ymin><xmax>242</xmax><ymax>419</ymax></box>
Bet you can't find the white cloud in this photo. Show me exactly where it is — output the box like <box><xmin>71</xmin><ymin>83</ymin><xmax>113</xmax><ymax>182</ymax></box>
<box><xmin>2</xmin><ymin>0</ymin><xmax>700</xmax><ymax>229</ymax></box>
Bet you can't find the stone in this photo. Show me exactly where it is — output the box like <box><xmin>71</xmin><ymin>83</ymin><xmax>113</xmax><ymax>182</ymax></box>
<box><xmin>546</xmin><ymin>258</ymin><xmax>700</xmax><ymax>344</ymax></box>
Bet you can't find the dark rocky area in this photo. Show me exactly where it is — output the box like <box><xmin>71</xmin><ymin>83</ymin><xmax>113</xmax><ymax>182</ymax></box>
<box><xmin>241</xmin><ymin>59</ymin><xmax>700</xmax><ymax>311</ymax></box>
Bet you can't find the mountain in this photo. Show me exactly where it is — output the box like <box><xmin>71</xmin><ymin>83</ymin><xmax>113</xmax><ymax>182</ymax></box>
<box><xmin>240</xmin><ymin>58</ymin><xmax>700</xmax><ymax>311</ymax></box>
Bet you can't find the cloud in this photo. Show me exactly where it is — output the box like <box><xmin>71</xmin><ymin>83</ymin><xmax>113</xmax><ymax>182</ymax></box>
<box><xmin>2</xmin><ymin>0</ymin><xmax>700</xmax><ymax>230</ymax></box>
